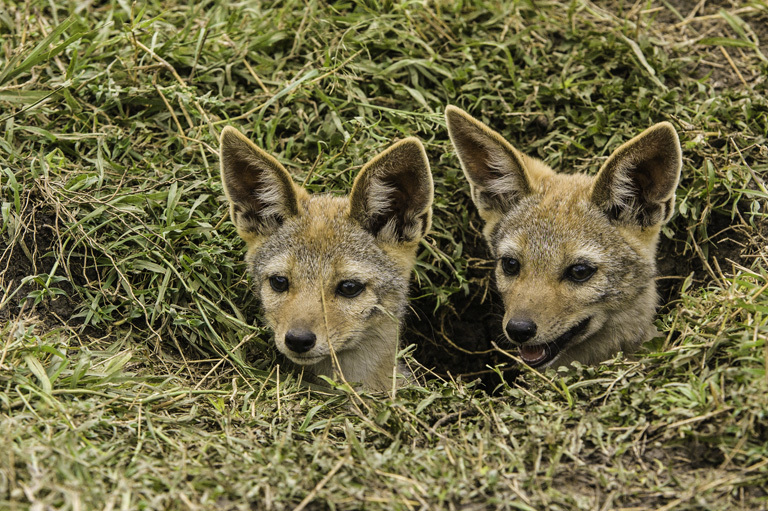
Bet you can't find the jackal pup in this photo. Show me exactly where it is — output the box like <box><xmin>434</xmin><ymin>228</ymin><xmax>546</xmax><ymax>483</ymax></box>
<box><xmin>446</xmin><ymin>106</ymin><xmax>681</xmax><ymax>369</ymax></box>
<box><xmin>220</xmin><ymin>128</ymin><xmax>433</xmax><ymax>391</ymax></box>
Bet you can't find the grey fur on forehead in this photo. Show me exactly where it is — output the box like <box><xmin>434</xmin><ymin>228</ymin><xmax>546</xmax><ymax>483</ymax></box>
<box><xmin>249</xmin><ymin>199</ymin><xmax>402</xmax><ymax>285</ymax></box>
<box><xmin>492</xmin><ymin>199</ymin><xmax>636</xmax><ymax>262</ymax></box>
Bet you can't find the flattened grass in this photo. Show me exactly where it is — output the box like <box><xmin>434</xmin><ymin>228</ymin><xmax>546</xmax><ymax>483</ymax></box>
<box><xmin>1</xmin><ymin>0</ymin><xmax>767</xmax><ymax>509</ymax></box>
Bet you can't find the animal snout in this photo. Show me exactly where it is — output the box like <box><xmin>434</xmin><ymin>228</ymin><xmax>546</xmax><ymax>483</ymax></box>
<box><xmin>284</xmin><ymin>329</ymin><xmax>317</xmax><ymax>353</ymax></box>
<box><xmin>505</xmin><ymin>318</ymin><xmax>537</xmax><ymax>344</ymax></box>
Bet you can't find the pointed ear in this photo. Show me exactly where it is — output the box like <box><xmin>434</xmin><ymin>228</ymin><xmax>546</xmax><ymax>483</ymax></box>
<box><xmin>591</xmin><ymin>122</ymin><xmax>682</xmax><ymax>227</ymax></box>
<box><xmin>445</xmin><ymin>105</ymin><xmax>532</xmax><ymax>219</ymax></box>
<box><xmin>220</xmin><ymin>127</ymin><xmax>300</xmax><ymax>242</ymax></box>
<box><xmin>349</xmin><ymin>138</ymin><xmax>433</xmax><ymax>245</ymax></box>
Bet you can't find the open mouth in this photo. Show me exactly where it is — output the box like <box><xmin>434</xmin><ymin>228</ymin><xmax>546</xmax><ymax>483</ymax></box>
<box><xmin>518</xmin><ymin>317</ymin><xmax>591</xmax><ymax>368</ymax></box>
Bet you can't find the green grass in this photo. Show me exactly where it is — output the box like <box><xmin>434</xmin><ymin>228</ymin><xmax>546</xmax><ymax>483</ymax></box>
<box><xmin>1</xmin><ymin>0</ymin><xmax>767</xmax><ymax>508</ymax></box>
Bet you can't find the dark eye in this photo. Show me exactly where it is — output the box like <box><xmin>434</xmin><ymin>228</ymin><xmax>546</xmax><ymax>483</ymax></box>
<box><xmin>565</xmin><ymin>264</ymin><xmax>596</xmax><ymax>282</ymax></box>
<box><xmin>500</xmin><ymin>257</ymin><xmax>520</xmax><ymax>277</ymax></box>
<box><xmin>269</xmin><ymin>276</ymin><xmax>289</xmax><ymax>292</ymax></box>
<box><xmin>336</xmin><ymin>280</ymin><xmax>365</xmax><ymax>298</ymax></box>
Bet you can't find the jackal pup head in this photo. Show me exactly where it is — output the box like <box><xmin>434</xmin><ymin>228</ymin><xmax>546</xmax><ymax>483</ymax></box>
<box><xmin>220</xmin><ymin>127</ymin><xmax>433</xmax><ymax>389</ymax></box>
<box><xmin>446</xmin><ymin>106</ymin><xmax>681</xmax><ymax>369</ymax></box>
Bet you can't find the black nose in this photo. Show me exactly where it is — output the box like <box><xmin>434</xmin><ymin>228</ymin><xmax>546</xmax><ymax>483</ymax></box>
<box><xmin>284</xmin><ymin>330</ymin><xmax>316</xmax><ymax>353</ymax></box>
<box><xmin>505</xmin><ymin>318</ymin><xmax>537</xmax><ymax>344</ymax></box>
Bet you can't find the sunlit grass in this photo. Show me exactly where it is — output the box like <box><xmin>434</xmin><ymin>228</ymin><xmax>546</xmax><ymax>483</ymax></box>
<box><xmin>1</xmin><ymin>0</ymin><xmax>767</xmax><ymax>508</ymax></box>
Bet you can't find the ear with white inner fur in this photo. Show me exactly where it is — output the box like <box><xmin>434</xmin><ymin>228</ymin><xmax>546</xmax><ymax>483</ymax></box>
<box><xmin>349</xmin><ymin>137</ymin><xmax>434</xmax><ymax>244</ymax></box>
<box><xmin>445</xmin><ymin>105</ymin><xmax>532</xmax><ymax>219</ymax></box>
<box><xmin>591</xmin><ymin>122</ymin><xmax>682</xmax><ymax>228</ymax></box>
<box><xmin>220</xmin><ymin>126</ymin><xmax>300</xmax><ymax>241</ymax></box>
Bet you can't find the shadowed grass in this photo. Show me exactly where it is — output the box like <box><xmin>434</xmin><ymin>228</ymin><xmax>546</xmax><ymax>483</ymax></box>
<box><xmin>1</xmin><ymin>0</ymin><xmax>767</xmax><ymax>508</ymax></box>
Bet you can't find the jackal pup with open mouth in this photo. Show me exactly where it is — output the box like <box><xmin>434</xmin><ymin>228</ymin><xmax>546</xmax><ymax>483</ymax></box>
<box><xmin>445</xmin><ymin>106</ymin><xmax>681</xmax><ymax>369</ymax></box>
<box><xmin>220</xmin><ymin>128</ymin><xmax>433</xmax><ymax>391</ymax></box>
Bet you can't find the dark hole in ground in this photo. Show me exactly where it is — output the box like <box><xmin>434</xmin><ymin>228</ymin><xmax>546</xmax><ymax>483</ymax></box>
<box><xmin>407</xmin><ymin>232</ymin><xmax>515</xmax><ymax>391</ymax></box>
<box><xmin>0</xmin><ymin>206</ymin><xmax>77</xmax><ymax>328</ymax></box>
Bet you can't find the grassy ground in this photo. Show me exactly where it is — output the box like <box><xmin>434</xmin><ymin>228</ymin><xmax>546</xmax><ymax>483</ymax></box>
<box><xmin>1</xmin><ymin>0</ymin><xmax>767</xmax><ymax>509</ymax></box>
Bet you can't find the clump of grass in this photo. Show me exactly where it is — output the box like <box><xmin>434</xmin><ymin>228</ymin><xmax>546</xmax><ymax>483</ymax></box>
<box><xmin>1</xmin><ymin>0</ymin><xmax>767</xmax><ymax>509</ymax></box>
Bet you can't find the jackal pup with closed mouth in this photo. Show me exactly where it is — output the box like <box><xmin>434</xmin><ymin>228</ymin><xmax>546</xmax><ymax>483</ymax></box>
<box><xmin>220</xmin><ymin>128</ymin><xmax>433</xmax><ymax>391</ymax></box>
<box><xmin>446</xmin><ymin>106</ymin><xmax>682</xmax><ymax>369</ymax></box>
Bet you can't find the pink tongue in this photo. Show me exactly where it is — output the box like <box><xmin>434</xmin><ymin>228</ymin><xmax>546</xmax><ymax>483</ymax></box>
<box><xmin>520</xmin><ymin>345</ymin><xmax>547</xmax><ymax>363</ymax></box>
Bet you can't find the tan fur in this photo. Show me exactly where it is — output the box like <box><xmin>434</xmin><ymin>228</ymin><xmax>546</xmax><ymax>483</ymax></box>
<box><xmin>446</xmin><ymin>106</ymin><xmax>681</xmax><ymax>369</ymax></box>
<box><xmin>220</xmin><ymin>127</ymin><xmax>433</xmax><ymax>391</ymax></box>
